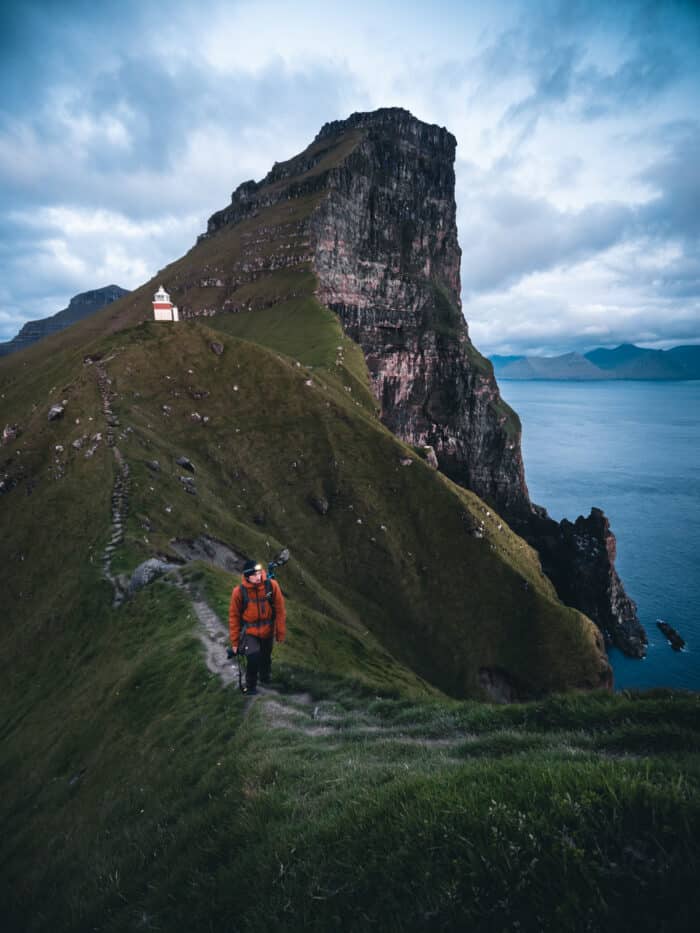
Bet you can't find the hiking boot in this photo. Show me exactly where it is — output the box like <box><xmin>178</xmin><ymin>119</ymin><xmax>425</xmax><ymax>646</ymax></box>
<box><xmin>247</xmin><ymin>688</ymin><xmax>258</xmax><ymax>696</ymax></box>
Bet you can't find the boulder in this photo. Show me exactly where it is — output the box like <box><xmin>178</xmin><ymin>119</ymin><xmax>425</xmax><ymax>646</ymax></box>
<box><xmin>2</xmin><ymin>424</ymin><xmax>19</xmax><ymax>445</ymax></box>
<box><xmin>423</xmin><ymin>445</ymin><xmax>439</xmax><ymax>469</ymax></box>
<box><xmin>48</xmin><ymin>404</ymin><xmax>65</xmax><ymax>421</ymax></box>
<box><xmin>127</xmin><ymin>558</ymin><xmax>179</xmax><ymax>594</ymax></box>
<box><xmin>310</xmin><ymin>495</ymin><xmax>329</xmax><ymax>515</ymax></box>
<box><xmin>210</xmin><ymin>341</ymin><xmax>224</xmax><ymax>356</ymax></box>
<box><xmin>146</xmin><ymin>460</ymin><xmax>161</xmax><ymax>472</ymax></box>
<box><xmin>176</xmin><ymin>456</ymin><xmax>195</xmax><ymax>472</ymax></box>
<box><xmin>657</xmin><ymin>620</ymin><xmax>685</xmax><ymax>651</ymax></box>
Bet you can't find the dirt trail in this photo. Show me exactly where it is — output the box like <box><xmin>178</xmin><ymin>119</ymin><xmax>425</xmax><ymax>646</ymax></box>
<box><xmin>95</xmin><ymin>362</ymin><xmax>129</xmax><ymax>608</ymax></box>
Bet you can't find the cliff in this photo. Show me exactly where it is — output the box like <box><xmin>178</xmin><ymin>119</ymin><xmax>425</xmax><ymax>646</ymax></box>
<box><xmin>83</xmin><ymin>107</ymin><xmax>643</xmax><ymax>658</ymax></box>
<box><xmin>0</xmin><ymin>285</ymin><xmax>130</xmax><ymax>357</ymax></box>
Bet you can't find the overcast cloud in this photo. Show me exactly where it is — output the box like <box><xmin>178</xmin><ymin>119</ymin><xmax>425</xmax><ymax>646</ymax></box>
<box><xmin>1</xmin><ymin>0</ymin><xmax>698</xmax><ymax>354</ymax></box>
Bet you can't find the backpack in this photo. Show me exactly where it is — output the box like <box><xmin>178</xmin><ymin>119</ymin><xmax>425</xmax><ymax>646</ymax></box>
<box><xmin>237</xmin><ymin>577</ymin><xmax>276</xmax><ymax>624</ymax></box>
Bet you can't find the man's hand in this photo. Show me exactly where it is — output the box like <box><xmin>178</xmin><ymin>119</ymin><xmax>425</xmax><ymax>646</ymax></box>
<box><xmin>226</xmin><ymin>646</ymin><xmax>238</xmax><ymax>659</ymax></box>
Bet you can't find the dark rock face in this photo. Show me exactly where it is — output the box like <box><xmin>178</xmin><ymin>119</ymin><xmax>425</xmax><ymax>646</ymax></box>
<box><xmin>311</xmin><ymin>109</ymin><xmax>531</xmax><ymax>519</ymax></box>
<box><xmin>0</xmin><ymin>286</ymin><xmax>129</xmax><ymax>357</ymax></box>
<box><xmin>520</xmin><ymin>507</ymin><xmax>647</xmax><ymax>658</ymax></box>
<box><xmin>657</xmin><ymin>620</ymin><xmax>685</xmax><ymax>651</ymax></box>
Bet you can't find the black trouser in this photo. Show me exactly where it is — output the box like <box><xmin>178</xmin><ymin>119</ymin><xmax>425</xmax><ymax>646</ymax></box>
<box><xmin>246</xmin><ymin>637</ymin><xmax>273</xmax><ymax>690</ymax></box>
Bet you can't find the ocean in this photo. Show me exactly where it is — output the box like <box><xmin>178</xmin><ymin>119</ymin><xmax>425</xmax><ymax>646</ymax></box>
<box><xmin>498</xmin><ymin>380</ymin><xmax>700</xmax><ymax>692</ymax></box>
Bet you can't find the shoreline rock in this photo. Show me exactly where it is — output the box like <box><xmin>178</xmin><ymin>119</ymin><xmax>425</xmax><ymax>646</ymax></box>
<box><xmin>657</xmin><ymin>620</ymin><xmax>685</xmax><ymax>651</ymax></box>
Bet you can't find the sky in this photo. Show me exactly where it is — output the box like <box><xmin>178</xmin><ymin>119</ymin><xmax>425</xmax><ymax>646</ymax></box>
<box><xmin>1</xmin><ymin>0</ymin><xmax>699</xmax><ymax>355</ymax></box>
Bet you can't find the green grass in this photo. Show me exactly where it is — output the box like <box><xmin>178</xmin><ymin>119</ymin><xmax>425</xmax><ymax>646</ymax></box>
<box><xmin>1</xmin><ymin>306</ymin><xmax>698</xmax><ymax>929</ymax></box>
<box><xmin>2</xmin><ymin>609</ymin><xmax>698</xmax><ymax>933</ymax></box>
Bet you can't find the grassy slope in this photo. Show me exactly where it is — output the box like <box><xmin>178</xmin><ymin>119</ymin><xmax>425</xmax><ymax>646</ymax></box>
<box><xmin>2</xmin><ymin>302</ymin><xmax>698</xmax><ymax>932</ymax></box>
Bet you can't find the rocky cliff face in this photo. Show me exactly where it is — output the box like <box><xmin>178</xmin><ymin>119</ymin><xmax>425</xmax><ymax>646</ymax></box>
<box><xmin>0</xmin><ymin>286</ymin><xmax>129</xmax><ymax>357</ymax></box>
<box><xmin>311</xmin><ymin>109</ymin><xmax>532</xmax><ymax>519</ymax></box>
<box><xmin>524</xmin><ymin>507</ymin><xmax>647</xmax><ymax>657</ymax></box>
<box><xmin>197</xmin><ymin>107</ymin><xmax>646</xmax><ymax>658</ymax></box>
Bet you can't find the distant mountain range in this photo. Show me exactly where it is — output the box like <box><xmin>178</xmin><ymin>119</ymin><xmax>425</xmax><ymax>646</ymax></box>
<box><xmin>0</xmin><ymin>285</ymin><xmax>130</xmax><ymax>356</ymax></box>
<box><xmin>491</xmin><ymin>344</ymin><xmax>700</xmax><ymax>380</ymax></box>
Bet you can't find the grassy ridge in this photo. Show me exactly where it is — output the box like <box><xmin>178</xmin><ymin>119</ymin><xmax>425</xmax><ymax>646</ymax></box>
<box><xmin>3</xmin><ymin>631</ymin><xmax>697</xmax><ymax>933</ymax></box>
<box><xmin>1</xmin><ymin>297</ymin><xmax>698</xmax><ymax>931</ymax></box>
<box><xmin>1</xmin><ymin>293</ymin><xmax>608</xmax><ymax>696</ymax></box>
<box><xmin>229</xmin><ymin>689</ymin><xmax>700</xmax><ymax>933</ymax></box>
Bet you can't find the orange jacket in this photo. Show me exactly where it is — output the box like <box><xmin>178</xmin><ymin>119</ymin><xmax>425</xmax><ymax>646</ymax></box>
<box><xmin>228</xmin><ymin>571</ymin><xmax>286</xmax><ymax>650</ymax></box>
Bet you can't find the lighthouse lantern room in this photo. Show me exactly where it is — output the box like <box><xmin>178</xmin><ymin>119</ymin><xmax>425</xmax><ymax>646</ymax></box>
<box><xmin>153</xmin><ymin>285</ymin><xmax>179</xmax><ymax>322</ymax></box>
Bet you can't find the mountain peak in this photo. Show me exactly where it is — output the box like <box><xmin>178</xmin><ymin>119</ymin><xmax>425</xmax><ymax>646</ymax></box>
<box><xmin>0</xmin><ymin>284</ymin><xmax>130</xmax><ymax>357</ymax></box>
<box><xmin>314</xmin><ymin>107</ymin><xmax>456</xmax><ymax>148</ymax></box>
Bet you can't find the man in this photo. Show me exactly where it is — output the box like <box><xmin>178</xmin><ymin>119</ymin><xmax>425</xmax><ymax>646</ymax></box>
<box><xmin>228</xmin><ymin>559</ymin><xmax>286</xmax><ymax>695</ymax></box>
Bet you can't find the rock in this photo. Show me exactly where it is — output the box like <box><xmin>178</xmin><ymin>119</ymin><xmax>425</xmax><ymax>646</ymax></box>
<box><xmin>478</xmin><ymin>667</ymin><xmax>521</xmax><ymax>704</ymax></box>
<box><xmin>190</xmin><ymin>412</ymin><xmax>202</xmax><ymax>423</ymax></box>
<box><xmin>48</xmin><ymin>404</ymin><xmax>65</xmax><ymax>421</ymax></box>
<box><xmin>127</xmin><ymin>558</ymin><xmax>179</xmax><ymax>594</ymax></box>
<box><xmin>146</xmin><ymin>460</ymin><xmax>161</xmax><ymax>472</ymax></box>
<box><xmin>161</xmin><ymin>404</ymin><xmax>172</xmax><ymax>415</ymax></box>
<box><xmin>176</xmin><ymin>456</ymin><xmax>195</xmax><ymax>472</ymax></box>
<box><xmin>310</xmin><ymin>495</ymin><xmax>329</xmax><ymax>515</ymax></box>
<box><xmin>657</xmin><ymin>620</ymin><xmax>685</xmax><ymax>651</ymax></box>
<box><xmin>210</xmin><ymin>341</ymin><xmax>224</xmax><ymax>356</ymax></box>
<box><xmin>179</xmin><ymin>475</ymin><xmax>195</xmax><ymax>486</ymax></box>
<box><xmin>169</xmin><ymin>535</ymin><xmax>245</xmax><ymax>573</ymax></box>
<box><xmin>71</xmin><ymin>437</ymin><xmax>85</xmax><ymax>450</ymax></box>
<box><xmin>423</xmin><ymin>445</ymin><xmax>439</xmax><ymax>469</ymax></box>
<box><xmin>399</xmin><ymin>457</ymin><xmax>413</xmax><ymax>467</ymax></box>
<box><xmin>2</xmin><ymin>425</ymin><xmax>19</xmax><ymax>445</ymax></box>
<box><xmin>521</xmin><ymin>507</ymin><xmax>647</xmax><ymax>658</ymax></box>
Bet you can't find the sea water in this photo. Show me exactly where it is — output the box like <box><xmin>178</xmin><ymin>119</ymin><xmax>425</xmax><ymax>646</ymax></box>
<box><xmin>498</xmin><ymin>380</ymin><xmax>700</xmax><ymax>691</ymax></box>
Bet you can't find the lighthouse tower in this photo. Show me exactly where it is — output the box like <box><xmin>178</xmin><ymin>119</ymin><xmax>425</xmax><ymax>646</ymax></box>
<box><xmin>152</xmin><ymin>285</ymin><xmax>179</xmax><ymax>322</ymax></box>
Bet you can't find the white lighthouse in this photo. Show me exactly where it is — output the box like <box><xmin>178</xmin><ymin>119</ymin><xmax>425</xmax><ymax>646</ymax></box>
<box><xmin>152</xmin><ymin>285</ymin><xmax>179</xmax><ymax>322</ymax></box>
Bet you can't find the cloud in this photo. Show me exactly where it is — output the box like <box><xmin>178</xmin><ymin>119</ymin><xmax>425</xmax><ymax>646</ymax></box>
<box><xmin>0</xmin><ymin>0</ymin><xmax>699</xmax><ymax>353</ymax></box>
<box><xmin>457</xmin><ymin>164</ymin><xmax>633</xmax><ymax>294</ymax></box>
<box><xmin>466</xmin><ymin>237</ymin><xmax>700</xmax><ymax>357</ymax></box>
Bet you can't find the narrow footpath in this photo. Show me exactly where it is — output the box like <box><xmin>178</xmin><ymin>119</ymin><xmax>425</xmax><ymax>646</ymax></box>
<box><xmin>95</xmin><ymin>362</ymin><xmax>129</xmax><ymax>608</ymax></box>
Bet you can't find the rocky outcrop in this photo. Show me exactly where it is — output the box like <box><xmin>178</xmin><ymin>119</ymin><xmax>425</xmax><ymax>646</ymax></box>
<box><xmin>198</xmin><ymin>106</ymin><xmax>646</xmax><ymax>659</ymax></box>
<box><xmin>0</xmin><ymin>286</ymin><xmax>129</xmax><ymax>357</ymax></box>
<box><xmin>657</xmin><ymin>620</ymin><xmax>685</xmax><ymax>651</ymax></box>
<box><xmin>128</xmin><ymin>558</ymin><xmax>181</xmax><ymax>594</ymax></box>
<box><xmin>519</xmin><ymin>507</ymin><xmax>646</xmax><ymax>658</ymax></box>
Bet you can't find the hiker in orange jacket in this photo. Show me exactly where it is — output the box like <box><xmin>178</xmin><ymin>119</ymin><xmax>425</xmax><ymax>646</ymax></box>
<box><xmin>229</xmin><ymin>560</ymin><xmax>286</xmax><ymax>694</ymax></box>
